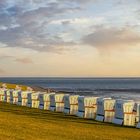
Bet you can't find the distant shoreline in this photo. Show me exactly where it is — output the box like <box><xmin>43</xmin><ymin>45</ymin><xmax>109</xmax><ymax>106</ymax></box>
<box><xmin>0</xmin><ymin>82</ymin><xmax>56</xmax><ymax>93</ymax></box>
<box><xmin>1</xmin><ymin>77</ymin><xmax>140</xmax><ymax>79</ymax></box>
<box><xmin>30</xmin><ymin>85</ymin><xmax>56</xmax><ymax>92</ymax></box>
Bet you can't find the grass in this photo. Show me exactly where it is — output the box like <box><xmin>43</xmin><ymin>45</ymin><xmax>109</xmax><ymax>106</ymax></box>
<box><xmin>0</xmin><ymin>82</ymin><xmax>140</xmax><ymax>139</ymax></box>
<box><xmin>0</xmin><ymin>82</ymin><xmax>29</xmax><ymax>91</ymax></box>
<box><xmin>0</xmin><ymin>102</ymin><xmax>140</xmax><ymax>140</ymax></box>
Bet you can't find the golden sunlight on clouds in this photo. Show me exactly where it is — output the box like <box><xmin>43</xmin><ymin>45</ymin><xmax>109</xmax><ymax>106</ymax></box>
<box><xmin>1</xmin><ymin>0</ymin><xmax>140</xmax><ymax>77</ymax></box>
<box><xmin>42</xmin><ymin>45</ymin><xmax>140</xmax><ymax>77</ymax></box>
<box><xmin>1</xmin><ymin>45</ymin><xmax>138</xmax><ymax>77</ymax></box>
<box><xmin>0</xmin><ymin>44</ymin><xmax>140</xmax><ymax>77</ymax></box>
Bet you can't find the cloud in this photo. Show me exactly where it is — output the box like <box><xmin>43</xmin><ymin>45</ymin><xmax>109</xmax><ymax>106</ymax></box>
<box><xmin>82</xmin><ymin>26</ymin><xmax>140</xmax><ymax>49</ymax></box>
<box><xmin>51</xmin><ymin>17</ymin><xmax>104</xmax><ymax>26</ymax></box>
<box><xmin>17</xmin><ymin>3</ymin><xmax>81</xmax><ymax>26</ymax></box>
<box><xmin>0</xmin><ymin>26</ymin><xmax>77</xmax><ymax>52</ymax></box>
<box><xmin>0</xmin><ymin>0</ymin><xmax>79</xmax><ymax>53</ymax></box>
<box><xmin>15</xmin><ymin>58</ymin><xmax>33</xmax><ymax>64</ymax></box>
<box><xmin>135</xmin><ymin>9</ymin><xmax>140</xmax><ymax>17</ymax></box>
<box><xmin>60</xmin><ymin>0</ymin><xmax>98</xmax><ymax>5</ymax></box>
<box><xmin>1</xmin><ymin>0</ymin><xmax>139</xmax><ymax>55</ymax></box>
<box><xmin>0</xmin><ymin>68</ymin><xmax>5</xmax><ymax>73</ymax></box>
<box><xmin>0</xmin><ymin>53</ymin><xmax>33</xmax><ymax>64</ymax></box>
<box><xmin>0</xmin><ymin>55</ymin><xmax>14</xmax><ymax>59</ymax></box>
<box><xmin>0</xmin><ymin>0</ymin><xmax>7</xmax><ymax>6</ymax></box>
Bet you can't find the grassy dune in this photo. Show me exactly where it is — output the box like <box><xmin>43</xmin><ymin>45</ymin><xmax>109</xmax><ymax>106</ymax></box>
<box><xmin>0</xmin><ymin>82</ymin><xmax>51</xmax><ymax>92</ymax></box>
<box><xmin>0</xmin><ymin>82</ymin><xmax>140</xmax><ymax>140</ymax></box>
<box><xmin>0</xmin><ymin>82</ymin><xmax>28</xmax><ymax>91</ymax></box>
<box><xmin>0</xmin><ymin>102</ymin><xmax>140</xmax><ymax>140</ymax></box>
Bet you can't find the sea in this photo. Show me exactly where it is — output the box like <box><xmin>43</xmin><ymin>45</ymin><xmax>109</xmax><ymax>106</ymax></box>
<box><xmin>0</xmin><ymin>77</ymin><xmax>140</xmax><ymax>100</ymax></box>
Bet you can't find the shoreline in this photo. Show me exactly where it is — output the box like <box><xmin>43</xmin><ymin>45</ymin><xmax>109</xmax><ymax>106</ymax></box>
<box><xmin>0</xmin><ymin>82</ymin><xmax>56</xmax><ymax>93</ymax></box>
<box><xmin>30</xmin><ymin>85</ymin><xmax>56</xmax><ymax>92</ymax></box>
<box><xmin>1</xmin><ymin>82</ymin><xmax>140</xmax><ymax>94</ymax></box>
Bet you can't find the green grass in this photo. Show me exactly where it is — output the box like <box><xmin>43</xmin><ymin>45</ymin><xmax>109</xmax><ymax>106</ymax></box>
<box><xmin>0</xmin><ymin>82</ymin><xmax>140</xmax><ymax>139</ymax></box>
<box><xmin>0</xmin><ymin>102</ymin><xmax>140</xmax><ymax>140</ymax></box>
<box><xmin>0</xmin><ymin>82</ymin><xmax>29</xmax><ymax>91</ymax></box>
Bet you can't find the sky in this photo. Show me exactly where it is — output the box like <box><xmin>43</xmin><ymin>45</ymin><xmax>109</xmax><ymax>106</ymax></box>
<box><xmin>0</xmin><ymin>0</ymin><xmax>140</xmax><ymax>77</ymax></box>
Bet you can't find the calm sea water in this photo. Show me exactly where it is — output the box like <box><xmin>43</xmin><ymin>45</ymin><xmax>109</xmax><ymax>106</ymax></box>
<box><xmin>0</xmin><ymin>77</ymin><xmax>140</xmax><ymax>100</ymax></box>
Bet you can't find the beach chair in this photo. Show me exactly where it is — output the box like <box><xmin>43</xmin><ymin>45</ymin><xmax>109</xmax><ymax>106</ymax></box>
<box><xmin>0</xmin><ymin>89</ymin><xmax>7</xmax><ymax>102</ymax></box>
<box><xmin>77</xmin><ymin>96</ymin><xmax>99</xmax><ymax>119</ymax></box>
<box><xmin>31</xmin><ymin>92</ymin><xmax>40</xmax><ymax>108</ymax></box>
<box><xmin>55</xmin><ymin>94</ymin><xmax>67</xmax><ymax>112</ymax></box>
<box><xmin>49</xmin><ymin>94</ymin><xmax>56</xmax><ymax>111</ymax></box>
<box><xmin>112</xmin><ymin>99</ymin><xmax>136</xmax><ymax>126</ymax></box>
<box><xmin>21</xmin><ymin>91</ymin><xmax>32</xmax><ymax>106</ymax></box>
<box><xmin>95</xmin><ymin>98</ymin><xmax>115</xmax><ymax>122</ymax></box>
<box><xmin>64</xmin><ymin>95</ymin><xmax>79</xmax><ymax>115</ymax></box>
<box><xmin>13</xmin><ymin>90</ymin><xmax>21</xmax><ymax>104</ymax></box>
<box><xmin>43</xmin><ymin>93</ymin><xmax>55</xmax><ymax>110</ymax></box>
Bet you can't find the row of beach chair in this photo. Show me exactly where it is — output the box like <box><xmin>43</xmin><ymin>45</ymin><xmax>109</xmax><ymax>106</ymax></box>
<box><xmin>0</xmin><ymin>88</ymin><xmax>140</xmax><ymax>128</ymax></box>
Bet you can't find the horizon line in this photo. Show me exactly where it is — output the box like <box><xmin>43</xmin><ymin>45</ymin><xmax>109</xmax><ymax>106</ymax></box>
<box><xmin>0</xmin><ymin>76</ymin><xmax>140</xmax><ymax>79</ymax></box>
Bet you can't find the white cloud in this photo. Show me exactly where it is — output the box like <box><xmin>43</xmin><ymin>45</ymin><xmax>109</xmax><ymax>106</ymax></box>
<box><xmin>82</xmin><ymin>26</ymin><xmax>140</xmax><ymax>49</ymax></box>
<box><xmin>50</xmin><ymin>17</ymin><xmax>105</xmax><ymax>26</ymax></box>
<box><xmin>49</xmin><ymin>17</ymin><xmax>105</xmax><ymax>41</ymax></box>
